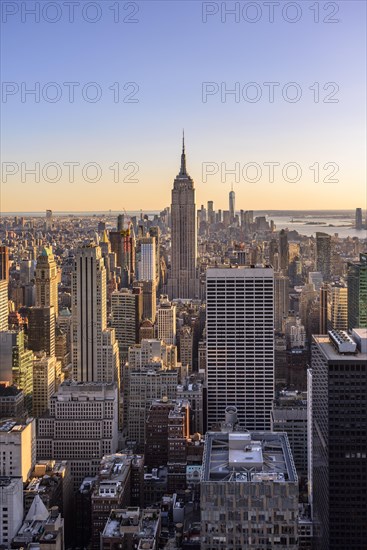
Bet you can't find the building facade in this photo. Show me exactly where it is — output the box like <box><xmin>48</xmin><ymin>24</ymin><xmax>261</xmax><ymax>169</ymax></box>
<box><xmin>71</xmin><ymin>244</ymin><xmax>119</xmax><ymax>383</ymax></box>
<box><xmin>138</xmin><ymin>237</ymin><xmax>156</xmax><ymax>282</ymax></box>
<box><xmin>32</xmin><ymin>353</ymin><xmax>57</xmax><ymax>418</ymax></box>
<box><xmin>0</xmin><ymin>418</ymin><xmax>36</xmax><ymax>481</ymax></box>
<box><xmin>206</xmin><ymin>266</ymin><xmax>274</xmax><ymax>430</ymax></box>
<box><xmin>316</xmin><ymin>232</ymin><xmax>331</xmax><ymax>282</ymax></box>
<box><xmin>111</xmin><ymin>288</ymin><xmax>142</xmax><ymax>360</ymax></box>
<box><xmin>157</xmin><ymin>295</ymin><xmax>176</xmax><ymax>345</ymax></box>
<box><xmin>35</xmin><ymin>247</ymin><xmax>58</xmax><ymax>317</ymax></box>
<box><xmin>37</xmin><ymin>381</ymin><xmax>119</xmax><ymax>489</ymax></box>
<box><xmin>347</xmin><ymin>253</ymin><xmax>367</xmax><ymax>331</ymax></box>
<box><xmin>27</xmin><ymin>305</ymin><xmax>56</xmax><ymax>357</ymax></box>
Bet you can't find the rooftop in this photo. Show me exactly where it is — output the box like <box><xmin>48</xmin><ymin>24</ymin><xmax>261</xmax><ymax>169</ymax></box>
<box><xmin>0</xmin><ymin>476</ymin><xmax>22</xmax><ymax>488</ymax></box>
<box><xmin>93</xmin><ymin>453</ymin><xmax>142</xmax><ymax>498</ymax></box>
<box><xmin>52</xmin><ymin>380</ymin><xmax>117</xmax><ymax>400</ymax></box>
<box><xmin>102</xmin><ymin>507</ymin><xmax>160</xmax><ymax>542</ymax></box>
<box><xmin>328</xmin><ymin>329</ymin><xmax>357</xmax><ymax>353</ymax></box>
<box><xmin>79</xmin><ymin>476</ymin><xmax>97</xmax><ymax>494</ymax></box>
<box><xmin>12</xmin><ymin>502</ymin><xmax>63</xmax><ymax>545</ymax></box>
<box><xmin>0</xmin><ymin>417</ymin><xmax>34</xmax><ymax>433</ymax></box>
<box><xmin>313</xmin><ymin>331</ymin><xmax>367</xmax><ymax>362</ymax></box>
<box><xmin>206</xmin><ymin>265</ymin><xmax>274</xmax><ymax>277</ymax></box>
<box><xmin>201</xmin><ymin>431</ymin><xmax>297</xmax><ymax>484</ymax></box>
<box><xmin>0</xmin><ymin>384</ymin><xmax>23</xmax><ymax>397</ymax></box>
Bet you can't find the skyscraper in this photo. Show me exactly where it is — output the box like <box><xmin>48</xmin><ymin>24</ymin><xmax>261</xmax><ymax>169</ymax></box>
<box><xmin>32</xmin><ymin>353</ymin><xmax>57</xmax><ymax>418</ymax></box>
<box><xmin>35</xmin><ymin>247</ymin><xmax>58</xmax><ymax>317</ymax></box>
<box><xmin>71</xmin><ymin>244</ymin><xmax>119</xmax><ymax>383</ymax></box>
<box><xmin>117</xmin><ymin>213</ymin><xmax>124</xmax><ymax>231</ymax></box>
<box><xmin>326</xmin><ymin>281</ymin><xmax>348</xmax><ymax>331</ymax></box>
<box><xmin>316</xmin><ymin>232</ymin><xmax>331</xmax><ymax>281</ymax></box>
<box><xmin>149</xmin><ymin>226</ymin><xmax>160</xmax><ymax>287</ymax></box>
<box><xmin>355</xmin><ymin>207</ymin><xmax>363</xmax><ymax>230</ymax></box>
<box><xmin>274</xmin><ymin>273</ymin><xmax>289</xmax><ymax>332</ymax></box>
<box><xmin>347</xmin><ymin>253</ymin><xmax>367</xmax><ymax>330</ymax></box>
<box><xmin>157</xmin><ymin>294</ymin><xmax>176</xmax><ymax>345</ymax></box>
<box><xmin>111</xmin><ymin>287</ymin><xmax>142</xmax><ymax>361</ymax></box>
<box><xmin>0</xmin><ymin>331</ymin><xmax>33</xmax><ymax>414</ymax></box>
<box><xmin>109</xmin><ymin>225</ymin><xmax>136</xmax><ymax>286</ymax></box>
<box><xmin>20</xmin><ymin>259</ymin><xmax>35</xmax><ymax>285</ymax></box>
<box><xmin>179</xmin><ymin>325</ymin><xmax>193</xmax><ymax>373</ymax></box>
<box><xmin>0</xmin><ymin>245</ymin><xmax>9</xmax><ymax>281</ymax></box>
<box><xmin>134</xmin><ymin>280</ymin><xmax>157</xmax><ymax>323</ymax></box>
<box><xmin>229</xmin><ymin>185</ymin><xmax>235</xmax><ymax>222</ymax></box>
<box><xmin>207</xmin><ymin>200</ymin><xmax>214</xmax><ymax>225</ymax></box>
<box><xmin>27</xmin><ymin>306</ymin><xmax>56</xmax><ymax>357</ymax></box>
<box><xmin>167</xmin><ymin>135</ymin><xmax>198</xmax><ymax>299</ymax></box>
<box><xmin>279</xmin><ymin>229</ymin><xmax>289</xmax><ymax>274</ymax></box>
<box><xmin>206</xmin><ymin>265</ymin><xmax>274</xmax><ymax>430</ymax></box>
<box><xmin>319</xmin><ymin>283</ymin><xmax>328</xmax><ymax>334</ymax></box>
<box><xmin>268</xmin><ymin>239</ymin><xmax>278</xmax><ymax>267</ymax></box>
<box><xmin>0</xmin><ymin>245</ymin><xmax>9</xmax><ymax>331</ymax></box>
<box><xmin>45</xmin><ymin>209</ymin><xmax>53</xmax><ymax>231</ymax></box>
<box><xmin>0</xmin><ymin>280</ymin><xmax>8</xmax><ymax>331</ymax></box>
<box><xmin>126</xmin><ymin>363</ymin><xmax>179</xmax><ymax>447</ymax></box>
<box><xmin>310</xmin><ymin>329</ymin><xmax>367</xmax><ymax>549</ymax></box>
<box><xmin>138</xmin><ymin>237</ymin><xmax>156</xmax><ymax>281</ymax></box>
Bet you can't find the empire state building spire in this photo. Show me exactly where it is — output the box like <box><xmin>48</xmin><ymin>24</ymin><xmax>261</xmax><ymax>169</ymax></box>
<box><xmin>180</xmin><ymin>130</ymin><xmax>187</xmax><ymax>176</ymax></box>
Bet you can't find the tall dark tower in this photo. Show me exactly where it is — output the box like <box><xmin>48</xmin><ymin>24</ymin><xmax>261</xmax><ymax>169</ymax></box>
<box><xmin>311</xmin><ymin>330</ymin><xmax>367</xmax><ymax>548</ymax></box>
<box><xmin>279</xmin><ymin>229</ymin><xmax>289</xmax><ymax>274</ymax></box>
<box><xmin>316</xmin><ymin>232</ymin><xmax>331</xmax><ymax>281</ymax></box>
<box><xmin>117</xmin><ymin>214</ymin><xmax>124</xmax><ymax>231</ymax></box>
<box><xmin>0</xmin><ymin>245</ymin><xmax>9</xmax><ymax>281</ymax></box>
<box><xmin>168</xmin><ymin>133</ymin><xmax>198</xmax><ymax>299</ymax></box>
<box><xmin>355</xmin><ymin>207</ymin><xmax>363</xmax><ymax>230</ymax></box>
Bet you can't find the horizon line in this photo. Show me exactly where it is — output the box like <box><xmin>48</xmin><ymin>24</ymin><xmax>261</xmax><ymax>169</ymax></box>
<box><xmin>1</xmin><ymin>209</ymin><xmax>365</xmax><ymax>216</ymax></box>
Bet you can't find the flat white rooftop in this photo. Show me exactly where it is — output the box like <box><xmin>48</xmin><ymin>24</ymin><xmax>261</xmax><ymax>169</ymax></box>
<box><xmin>202</xmin><ymin>431</ymin><xmax>297</xmax><ymax>483</ymax></box>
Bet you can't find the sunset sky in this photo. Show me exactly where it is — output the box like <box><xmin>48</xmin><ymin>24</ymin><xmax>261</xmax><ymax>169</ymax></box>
<box><xmin>1</xmin><ymin>0</ymin><xmax>366</xmax><ymax>212</ymax></box>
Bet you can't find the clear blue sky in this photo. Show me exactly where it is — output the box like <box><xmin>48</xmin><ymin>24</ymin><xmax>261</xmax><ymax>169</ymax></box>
<box><xmin>1</xmin><ymin>0</ymin><xmax>366</xmax><ymax>212</ymax></box>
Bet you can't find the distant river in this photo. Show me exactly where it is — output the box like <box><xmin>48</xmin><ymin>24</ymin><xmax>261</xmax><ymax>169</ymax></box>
<box><xmin>269</xmin><ymin>216</ymin><xmax>366</xmax><ymax>239</ymax></box>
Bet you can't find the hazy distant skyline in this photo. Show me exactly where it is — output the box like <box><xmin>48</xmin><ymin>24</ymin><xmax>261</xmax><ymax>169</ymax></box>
<box><xmin>1</xmin><ymin>0</ymin><xmax>366</xmax><ymax>211</ymax></box>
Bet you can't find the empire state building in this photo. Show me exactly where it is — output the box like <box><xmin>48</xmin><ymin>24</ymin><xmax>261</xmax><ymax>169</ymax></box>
<box><xmin>168</xmin><ymin>135</ymin><xmax>198</xmax><ymax>300</ymax></box>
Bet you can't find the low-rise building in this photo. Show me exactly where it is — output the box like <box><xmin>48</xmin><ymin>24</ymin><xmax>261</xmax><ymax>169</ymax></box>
<box><xmin>24</xmin><ymin>460</ymin><xmax>73</xmax><ymax>543</ymax></box>
<box><xmin>101</xmin><ymin>507</ymin><xmax>161</xmax><ymax>550</ymax></box>
<box><xmin>91</xmin><ymin>454</ymin><xmax>132</xmax><ymax>550</ymax></box>
<box><xmin>0</xmin><ymin>477</ymin><xmax>23</xmax><ymax>547</ymax></box>
<box><xmin>0</xmin><ymin>418</ymin><xmax>36</xmax><ymax>481</ymax></box>
<box><xmin>201</xmin><ymin>430</ymin><xmax>299</xmax><ymax>549</ymax></box>
<box><xmin>11</xmin><ymin>498</ymin><xmax>64</xmax><ymax>549</ymax></box>
<box><xmin>271</xmin><ymin>395</ymin><xmax>308</xmax><ymax>479</ymax></box>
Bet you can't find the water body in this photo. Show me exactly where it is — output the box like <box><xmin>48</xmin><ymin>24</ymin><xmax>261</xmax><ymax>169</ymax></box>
<box><xmin>269</xmin><ymin>216</ymin><xmax>366</xmax><ymax>239</ymax></box>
